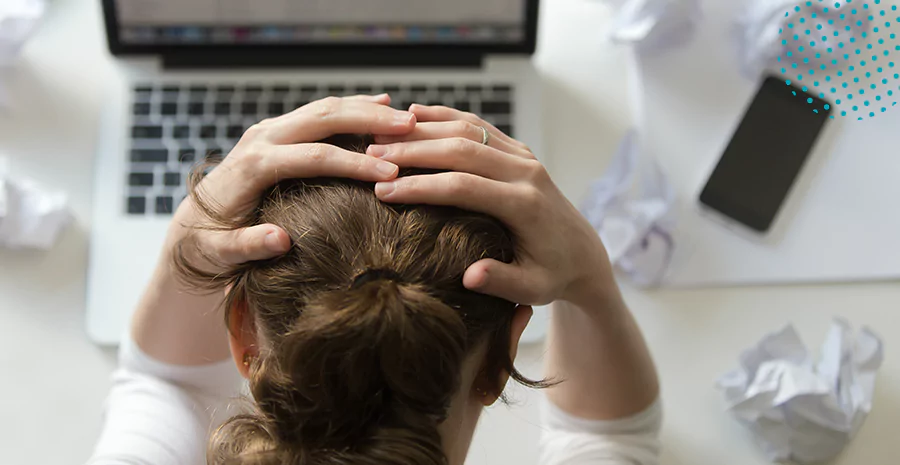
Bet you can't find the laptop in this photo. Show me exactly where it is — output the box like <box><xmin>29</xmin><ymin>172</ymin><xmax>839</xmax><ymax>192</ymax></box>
<box><xmin>86</xmin><ymin>0</ymin><xmax>547</xmax><ymax>345</ymax></box>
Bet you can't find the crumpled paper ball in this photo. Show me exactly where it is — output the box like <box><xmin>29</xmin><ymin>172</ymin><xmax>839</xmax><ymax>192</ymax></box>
<box><xmin>0</xmin><ymin>0</ymin><xmax>44</xmax><ymax>67</ymax></box>
<box><xmin>0</xmin><ymin>157</ymin><xmax>72</xmax><ymax>250</ymax></box>
<box><xmin>717</xmin><ymin>318</ymin><xmax>883</xmax><ymax>463</ymax></box>
<box><xmin>600</xmin><ymin>0</ymin><xmax>702</xmax><ymax>51</ymax></box>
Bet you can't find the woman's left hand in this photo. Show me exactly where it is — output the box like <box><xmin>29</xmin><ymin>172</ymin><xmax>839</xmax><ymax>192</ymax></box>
<box><xmin>366</xmin><ymin>104</ymin><xmax>615</xmax><ymax>308</ymax></box>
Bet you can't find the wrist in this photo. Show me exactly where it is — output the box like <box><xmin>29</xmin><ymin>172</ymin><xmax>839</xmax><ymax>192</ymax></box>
<box><xmin>562</xmin><ymin>258</ymin><xmax>623</xmax><ymax>313</ymax></box>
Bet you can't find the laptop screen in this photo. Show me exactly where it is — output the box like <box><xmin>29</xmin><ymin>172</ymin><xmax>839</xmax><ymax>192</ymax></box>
<box><xmin>113</xmin><ymin>0</ymin><xmax>528</xmax><ymax>47</ymax></box>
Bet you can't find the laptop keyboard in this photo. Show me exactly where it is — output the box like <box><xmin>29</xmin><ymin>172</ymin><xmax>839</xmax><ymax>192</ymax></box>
<box><xmin>126</xmin><ymin>81</ymin><xmax>516</xmax><ymax>216</ymax></box>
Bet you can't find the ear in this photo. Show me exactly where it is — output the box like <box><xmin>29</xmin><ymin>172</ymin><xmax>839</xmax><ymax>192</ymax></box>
<box><xmin>508</xmin><ymin>305</ymin><xmax>533</xmax><ymax>363</ymax></box>
<box><xmin>477</xmin><ymin>305</ymin><xmax>533</xmax><ymax>406</ymax></box>
<box><xmin>227</xmin><ymin>289</ymin><xmax>260</xmax><ymax>379</ymax></box>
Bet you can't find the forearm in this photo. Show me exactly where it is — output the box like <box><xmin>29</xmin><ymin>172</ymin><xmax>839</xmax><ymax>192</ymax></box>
<box><xmin>545</xmin><ymin>276</ymin><xmax>659</xmax><ymax>420</ymax></box>
<box><xmin>130</xmin><ymin>225</ymin><xmax>231</xmax><ymax>366</ymax></box>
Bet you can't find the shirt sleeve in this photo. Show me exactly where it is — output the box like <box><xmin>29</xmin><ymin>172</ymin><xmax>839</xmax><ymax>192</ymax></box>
<box><xmin>86</xmin><ymin>335</ymin><xmax>247</xmax><ymax>465</ymax></box>
<box><xmin>538</xmin><ymin>398</ymin><xmax>663</xmax><ymax>465</ymax></box>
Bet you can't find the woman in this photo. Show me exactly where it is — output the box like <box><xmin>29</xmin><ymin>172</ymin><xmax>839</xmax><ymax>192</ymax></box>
<box><xmin>89</xmin><ymin>95</ymin><xmax>661</xmax><ymax>464</ymax></box>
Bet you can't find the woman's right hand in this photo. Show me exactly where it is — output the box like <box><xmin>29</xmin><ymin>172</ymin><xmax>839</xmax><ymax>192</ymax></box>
<box><xmin>367</xmin><ymin>105</ymin><xmax>617</xmax><ymax>307</ymax></box>
<box><xmin>133</xmin><ymin>95</ymin><xmax>416</xmax><ymax>365</ymax></box>
<box><xmin>171</xmin><ymin>95</ymin><xmax>413</xmax><ymax>269</ymax></box>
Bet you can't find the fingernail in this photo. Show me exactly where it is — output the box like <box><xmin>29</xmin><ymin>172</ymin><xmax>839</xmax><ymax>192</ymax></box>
<box><xmin>394</xmin><ymin>112</ymin><xmax>414</xmax><ymax>125</ymax></box>
<box><xmin>367</xmin><ymin>145</ymin><xmax>388</xmax><ymax>158</ymax></box>
<box><xmin>376</xmin><ymin>93</ymin><xmax>389</xmax><ymax>99</ymax></box>
<box><xmin>375</xmin><ymin>161</ymin><xmax>398</xmax><ymax>177</ymax></box>
<box><xmin>375</xmin><ymin>182</ymin><xmax>396</xmax><ymax>198</ymax></box>
<box><xmin>265</xmin><ymin>231</ymin><xmax>289</xmax><ymax>253</ymax></box>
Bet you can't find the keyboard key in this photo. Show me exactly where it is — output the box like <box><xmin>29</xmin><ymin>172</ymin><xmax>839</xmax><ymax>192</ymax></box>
<box><xmin>272</xmin><ymin>85</ymin><xmax>290</xmax><ymax>95</ymax></box>
<box><xmin>481</xmin><ymin>101</ymin><xmax>512</xmax><ymax>115</ymax></box>
<box><xmin>492</xmin><ymin>84</ymin><xmax>512</xmax><ymax>93</ymax></box>
<box><xmin>206</xmin><ymin>148</ymin><xmax>224</xmax><ymax>160</ymax></box>
<box><xmin>188</xmin><ymin>102</ymin><xmax>205</xmax><ymax>115</ymax></box>
<box><xmin>163</xmin><ymin>172</ymin><xmax>181</xmax><ymax>187</ymax></box>
<box><xmin>200</xmin><ymin>125</ymin><xmax>217</xmax><ymax>139</ymax></box>
<box><xmin>160</xmin><ymin>102</ymin><xmax>178</xmax><ymax>116</ymax></box>
<box><xmin>244</xmin><ymin>84</ymin><xmax>263</xmax><ymax>95</ymax></box>
<box><xmin>299</xmin><ymin>85</ymin><xmax>318</xmax><ymax>94</ymax></box>
<box><xmin>496</xmin><ymin>124</ymin><xmax>513</xmax><ymax>137</ymax></box>
<box><xmin>241</xmin><ymin>102</ymin><xmax>258</xmax><ymax>116</ymax></box>
<box><xmin>128</xmin><ymin>173</ymin><xmax>154</xmax><ymax>187</ymax></box>
<box><xmin>134</xmin><ymin>85</ymin><xmax>153</xmax><ymax>96</ymax></box>
<box><xmin>127</xmin><ymin>196</ymin><xmax>146</xmax><ymax>214</ymax></box>
<box><xmin>214</xmin><ymin>102</ymin><xmax>231</xmax><ymax>115</ymax></box>
<box><xmin>267</xmin><ymin>102</ymin><xmax>285</xmax><ymax>115</ymax></box>
<box><xmin>189</xmin><ymin>85</ymin><xmax>208</xmax><ymax>94</ymax></box>
<box><xmin>464</xmin><ymin>84</ymin><xmax>483</xmax><ymax>93</ymax></box>
<box><xmin>173</xmin><ymin>125</ymin><xmax>190</xmax><ymax>139</ymax></box>
<box><xmin>131</xmin><ymin>149</ymin><xmax>168</xmax><ymax>162</ymax></box>
<box><xmin>133</xmin><ymin>103</ymin><xmax>151</xmax><ymax>116</ymax></box>
<box><xmin>216</xmin><ymin>85</ymin><xmax>235</xmax><ymax>94</ymax></box>
<box><xmin>227</xmin><ymin>125</ymin><xmax>244</xmax><ymax>139</ymax></box>
<box><xmin>178</xmin><ymin>149</ymin><xmax>196</xmax><ymax>163</ymax></box>
<box><xmin>410</xmin><ymin>84</ymin><xmax>428</xmax><ymax>93</ymax></box>
<box><xmin>354</xmin><ymin>84</ymin><xmax>374</xmax><ymax>94</ymax></box>
<box><xmin>382</xmin><ymin>84</ymin><xmax>401</xmax><ymax>94</ymax></box>
<box><xmin>132</xmin><ymin>125</ymin><xmax>163</xmax><ymax>139</ymax></box>
<box><xmin>155</xmin><ymin>196</ymin><xmax>174</xmax><ymax>214</ymax></box>
<box><xmin>438</xmin><ymin>85</ymin><xmax>456</xmax><ymax>93</ymax></box>
<box><xmin>327</xmin><ymin>84</ymin><xmax>345</xmax><ymax>95</ymax></box>
<box><xmin>452</xmin><ymin>101</ymin><xmax>471</xmax><ymax>113</ymax></box>
<box><xmin>162</xmin><ymin>86</ymin><xmax>180</xmax><ymax>100</ymax></box>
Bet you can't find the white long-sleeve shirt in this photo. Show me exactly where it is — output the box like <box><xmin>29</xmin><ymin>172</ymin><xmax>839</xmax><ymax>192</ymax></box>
<box><xmin>88</xmin><ymin>336</ymin><xmax>662</xmax><ymax>465</ymax></box>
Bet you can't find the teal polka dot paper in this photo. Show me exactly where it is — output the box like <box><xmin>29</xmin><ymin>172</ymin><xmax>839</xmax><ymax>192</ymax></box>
<box><xmin>780</xmin><ymin>0</ymin><xmax>900</xmax><ymax>119</ymax></box>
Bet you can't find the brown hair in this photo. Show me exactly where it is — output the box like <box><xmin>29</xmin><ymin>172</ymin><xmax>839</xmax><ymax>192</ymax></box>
<box><xmin>174</xmin><ymin>135</ymin><xmax>546</xmax><ymax>465</ymax></box>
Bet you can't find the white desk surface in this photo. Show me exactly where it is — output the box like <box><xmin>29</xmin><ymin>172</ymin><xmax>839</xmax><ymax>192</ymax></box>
<box><xmin>1</xmin><ymin>1</ymin><xmax>898</xmax><ymax>464</ymax></box>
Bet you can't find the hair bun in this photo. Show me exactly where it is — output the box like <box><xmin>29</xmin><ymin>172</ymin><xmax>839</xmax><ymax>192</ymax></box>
<box><xmin>246</xmin><ymin>278</ymin><xmax>467</xmax><ymax>459</ymax></box>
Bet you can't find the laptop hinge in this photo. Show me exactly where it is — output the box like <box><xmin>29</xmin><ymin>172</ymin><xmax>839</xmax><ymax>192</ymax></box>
<box><xmin>161</xmin><ymin>50</ymin><xmax>485</xmax><ymax>70</ymax></box>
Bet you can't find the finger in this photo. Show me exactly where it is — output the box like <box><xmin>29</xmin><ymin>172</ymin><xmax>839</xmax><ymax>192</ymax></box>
<box><xmin>463</xmin><ymin>259</ymin><xmax>550</xmax><ymax>305</ymax></box>
<box><xmin>209</xmin><ymin>143</ymin><xmax>399</xmax><ymax>207</ymax></box>
<box><xmin>344</xmin><ymin>93</ymin><xmax>392</xmax><ymax>105</ymax></box>
<box><xmin>366</xmin><ymin>137</ymin><xmax>531</xmax><ymax>181</ymax></box>
<box><xmin>372</xmin><ymin>121</ymin><xmax>525</xmax><ymax>156</ymax></box>
<box><xmin>407</xmin><ymin>104</ymin><xmax>532</xmax><ymax>154</ymax></box>
<box><xmin>207</xmin><ymin>224</ymin><xmax>292</xmax><ymax>266</ymax></box>
<box><xmin>374</xmin><ymin>172</ymin><xmax>524</xmax><ymax>223</ymax></box>
<box><xmin>269</xmin><ymin>97</ymin><xmax>416</xmax><ymax>144</ymax></box>
<box><xmin>255</xmin><ymin>143</ymin><xmax>399</xmax><ymax>185</ymax></box>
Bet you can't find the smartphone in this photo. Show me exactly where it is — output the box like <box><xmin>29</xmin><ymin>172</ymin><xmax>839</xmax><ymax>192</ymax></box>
<box><xmin>699</xmin><ymin>76</ymin><xmax>832</xmax><ymax>233</ymax></box>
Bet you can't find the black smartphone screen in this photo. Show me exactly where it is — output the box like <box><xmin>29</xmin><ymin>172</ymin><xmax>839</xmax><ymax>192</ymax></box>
<box><xmin>699</xmin><ymin>76</ymin><xmax>831</xmax><ymax>232</ymax></box>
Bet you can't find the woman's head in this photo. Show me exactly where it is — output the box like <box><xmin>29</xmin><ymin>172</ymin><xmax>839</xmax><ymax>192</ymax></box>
<box><xmin>175</xmin><ymin>135</ymin><xmax>544</xmax><ymax>465</ymax></box>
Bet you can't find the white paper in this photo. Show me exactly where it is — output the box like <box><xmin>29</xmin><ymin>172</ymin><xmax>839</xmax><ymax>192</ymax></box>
<box><xmin>581</xmin><ymin>129</ymin><xmax>676</xmax><ymax>286</ymax></box>
<box><xmin>717</xmin><ymin>319</ymin><xmax>884</xmax><ymax>463</ymax></box>
<box><xmin>0</xmin><ymin>0</ymin><xmax>44</xmax><ymax>66</ymax></box>
<box><xmin>600</xmin><ymin>0</ymin><xmax>701</xmax><ymax>51</ymax></box>
<box><xmin>0</xmin><ymin>0</ymin><xmax>44</xmax><ymax>108</ymax></box>
<box><xmin>0</xmin><ymin>156</ymin><xmax>72</xmax><ymax>250</ymax></box>
<box><xmin>583</xmin><ymin>0</ymin><xmax>683</xmax><ymax>286</ymax></box>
